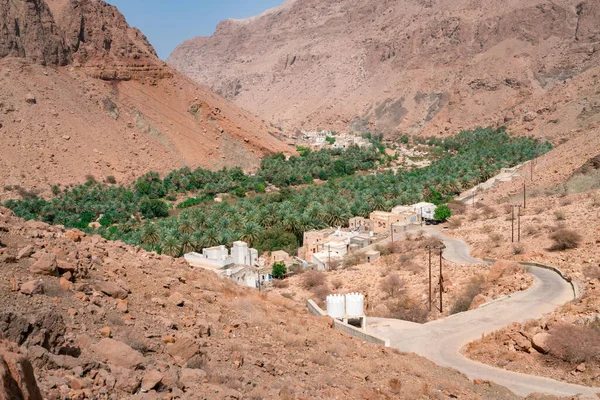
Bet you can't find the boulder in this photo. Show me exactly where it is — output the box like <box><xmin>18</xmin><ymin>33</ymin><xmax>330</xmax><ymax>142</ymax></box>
<box><xmin>58</xmin><ymin>277</ymin><xmax>72</xmax><ymax>291</ymax></box>
<box><xmin>99</xmin><ymin>327</ymin><xmax>112</xmax><ymax>338</ymax></box>
<box><xmin>0</xmin><ymin>343</ymin><xmax>43</xmax><ymax>400</ymax></box>
<box><xmin>24</xmin><ymin>94</ymin><xmax>36</xmax><ymax>104</ymax></box>
<box><xmin>91</xmin><ymin>339</ymin><xmax>145</xmax><ymax>370</ymax></box>
<box><xmin>19</xmin><ymin>280</ymin><xmax>43</xmax><ymax>296</ymax></box>
<box><xmin>65</xmin><ymin>230</ymin><xmax>82</xmax><ymax>242</ymax></box>
<box><xmin>112</xmin><ymin>366</ymin><xmax>141</xmax><ymax>394</ymax></box>
<box><xmin>531</xmin><ymin>332</ymin><xmax>551</xmax><ymax>354</ymax></box>
<box><xmin>94</xmin><ymin>281</ymin><xmax>128</xmax><ymax>299</ymax></box>
<box><xmin>166</xmin><ymin>337</ymin><xmax>199</xmax><ymax>365</ymax></box>
<box><xmin>29</xmin><ymin>253</ymin><xmax>57</xmax><ymax>276</ymax></box>
<box><xmin>116</xmin><ymin>299</ymin><xmax>129</xmax><ymax>313</ymax></box>
<box><xmin>17</xmin><ymin>246</ymin><xmax>35</xmax><ymax>260</ymax></box>
<box><xmin>168</xmin><ymin>292</ymin><xmax>185</xmax><ymax>307</ymax></box>
<box><xmin>140</xmin><ymin>370</ymin><xmax>163</xmax><ymax>392</ymax></box>
<box><xmin>468</xmin><ymin>294</ymin><xmax>490</xmax><ymax>310</ymax></box>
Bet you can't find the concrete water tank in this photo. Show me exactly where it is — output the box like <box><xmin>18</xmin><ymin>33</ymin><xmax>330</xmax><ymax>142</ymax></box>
<box><xmin>326</xmin><ymin>294</ymin><xmax>345</xmax><ymax>319</ymax></box>
<box><xmin>345</xmin><ymin>293</ymin><xmax>365</xmax><ymax>317</ymax></box>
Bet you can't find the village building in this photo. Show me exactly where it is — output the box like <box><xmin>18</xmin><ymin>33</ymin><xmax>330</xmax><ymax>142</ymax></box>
<box><xmin>184</xmin><ymin>245</ymin><xmax>233</xmax><ymax>269</ymax></box>
<box><xmin>227</xmin><ymin>265</ymin><xmax>273</xmax><ymax>289</ymax></box>
<box><xmin>299</xmin><ymin>228</ymin><xmax>337</xmax><ymax>259</ymax></box>
<box><xmin>349</xmin><ymin>216</ymin><xmax>373</xmax><ymax>232</ymax></box>
<box><xmin>369</xmin><ymin>211</ymin><xmax>404</xmax><ymax>234</ymax></box>
<box><xmin>391</xmin><ymin>211</ymin><xmax>419</xmax><ymax>233</ymax></box>
<box><xmin>271</xmin><ymin>250</ymin><xmax>290</xmax><ymax>263</ymax></box>
<box><xmin>412</xmin><ymin>202</ymin><xmax>437</xmax><ymax>220</ymax></box>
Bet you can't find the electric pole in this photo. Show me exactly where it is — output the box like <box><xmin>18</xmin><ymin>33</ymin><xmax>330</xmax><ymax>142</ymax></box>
<box><xmin>425</xmin><ymin>244</ymin><xmax>445</xmax><ymax>312</ymax></box>
<box><xmin>523</xmin><ymin>182</ymin><xmax>527</xmax><ymax>209</ymax></box>
<box><xmin>511</xmin><ymin>205</ymin><xmax>523</xmax><ymax>243</ymax></box>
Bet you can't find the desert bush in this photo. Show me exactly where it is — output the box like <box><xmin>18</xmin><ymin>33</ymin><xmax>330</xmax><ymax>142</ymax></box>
<box><xmin>332</xmin><ymin>278</ymin><xmax>344</xmax><ymax>290</ymax></box>
<box><xmin>450</xmin><ymin>275</ymin><xmax>486</xmax><ymax>315</ymax></box>
<box><xmin>591</xmin><ymin>193</ymin><xmax>600</xmax><ymax>207</ymax></box>
<box><xmin>448</xmin><ymin>200</ymin><xmax>467</xmax><ymax>215</ymax></box>
<box><xmin>380</xmin><ymin>274</ymin><xmax>404</xmax><ymax>298</ymax></box>
<box><xmin>502</xmin><ymin>204</ymin><xmax>513</xmax><ymax>214</ymax></box>
<box><xmin>512</xmin><ymin>244</ymin><xmax>525</xmax><ymax>255</ymax></box>
<box><xmin>312</xmin><ymin>284</ymin><xmax>330</xmax><ymax>303</ymax></box>
<box><xmin>343</xmin><ymin>251</ymin><xmax>364</xmax><ymax>267</ymax></box>
<box><xmin>106</xmin><ymin>175</ymin><xmax>117</xmax><ymax>184</ymax></box>
<box><xmin>480</xmin><ymin>225</ymin><xmax>493</xmax><ymax>234</ymax></box>
<box><xmin>560</xmin><ymin>197</ymin><xmax>573</xmax><ymax>206</ymax></box>
<box><xmin>547</xmin><ymin>324</ymin><xmax>600</xmax><ymax>364</ymax></box>
<box><xmin>480</xmin><ymin>205</ymin><xmax>497</xmax><ymax>219</ymax></box>
<box><xmin>488</xmin><ymin>233</ymin><xmax>503</xmax><ymax>247</ymax></box>
<box><xmin>447</xmin><ymin>217</ymin><xmax>462</xmax><ymax>229</ymax></box>
<box><xmin>387</xmin><ymin>296</ymin><xmax>429</xmax><ymax>323</ymax></box>
<box><xmin>554</xmin><ymin>210</ymin><xmax>566</xmax><ymax>221</ymax></box>
<box><xmin>85</xmin><ymin>174</ymin><xmax>97</xmax><ymax>184</ymax></box>
<box><xmin>272</xmin><ymin>279</ymin><xmax>289</xmax><ymax>289</ymax></box>
<box><xmin>523</xmin><ymin>224</ymin><xmax>538</xmax><ymax>236</ymax></box>
<box><xmin>302</xmin><ymin>270</ymin><xmax>326</xmax><ymax>290</ymax></box>
<box><xmin>549</xmin><ymin>229</ymin><xmax>582</xmax><ymax>251</ymax></box>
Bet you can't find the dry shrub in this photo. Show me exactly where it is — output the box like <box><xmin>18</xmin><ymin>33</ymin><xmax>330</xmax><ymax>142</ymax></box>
<box><xmin>512</xmin><ymin>243</ymin><xmax>525</xmax><ymax>255</ymax></box>
<box><xmin>549</xmin><ymin>229</ymin><xmax>582</xmax><ymax>251</ymax></box>
<box><xmin>447</xmin><ymin>217</ymin><xmax>462</xmax><ymax>229</ymax></box>
<box><xmin>502</xmin><ymin>204</ymin><xmax>513</xmax><ymax>215</ymax></box>
<box><xmin>309</xmin><ymin>351</ymin><xmax>333</xmax><ymax>366</ymax></box>
<box><xmin>447</xmin><ymin>200</ymin><xmax>467</xmax><ymax>215</ymax></box>
<box><xmin>388</xmin><ymin>378</ymin><xmax>403</xmax><ymax>394</ymax></box>
<box><xmin>547</xmin><ymin>324</ymin><xmax>600</xmax><ymax>364</ymax></box>
<box><xmin>375</xmin><ymin>243</ymin><xmax>393</xmax><ymax>256</ymax></box>
<box><xmin>272</xmin><ymin>279</ymin><xmax>289</xmax><ymax>289</ymax></box>
<box><xmin>387</xmin><ymin>296</ymin><xmax>429</xmax><ymax>323</ymax></box>
<box><xmin>488</xmin><ymin>233</ymin><xmax>503</xmax><ymax>247</ymax></box>
<box><xmin>560</xmin><ymin>197</ymin><xmax>573</xmax><ymax>206</ymax></box>
<box><xmin>379</xmin><ymin>274</ymin><xmax>404</xmax><ymax>298</ymax></box>
<box><xmin>302</xmin><ymin>270</ymin><xmax>326</xmax><ymax>289</ymax></box>
<box><xmin>523</xmin><ymin>224</ymin><xmax>538</xmax><ymax>236</ymax></box>
<box><xmin>480</xmin><ymin>225</ymin><xmax>493</xmax><ymax>234</ymax></box>
<box><xmin>480</xmin><ymin>205</ymin><xmax>497</xmax><ymax>219</ymax></box>
<box><xmin>591</xmin><ymin>192</ymin><xmax>600</xmax><ymax>207</ymax></box>
<box><xmin>450</xmin><ymin>275</ymin><xmax>485</xmax><ymax>315</ymax></box>
<box><xmin>343</xmin><ymin>251</ymin><xmax>364</xmax><ymax>267</ymax></box>
<box><xmin>312</xmin><ymin>284</ymin><xmax>330</xmax><ymax>303</ymax></box>
<box><xmin>554</xmin><ymin>210</ymin><xmax>566</xmax><ymax>221</ymax></box>
<box><xmin>332</xmin><ymin>278</ymin><xmax>344</xmax><ymax>290</ymax></box>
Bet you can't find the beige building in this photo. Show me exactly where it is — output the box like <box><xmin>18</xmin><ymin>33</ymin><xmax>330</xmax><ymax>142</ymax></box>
<box><xmin>349</xmin><ymin>216</ymin><xmax>373</xmax><ymax>232</ymax></box>
<box><xmin>369</xmin><ymin>211</ymin><xmax>404</xmax><ymax>234</ymax></box>
<box><xmin>300</xmin><ymin>228</ymin><xmax>336</xmax><ymax>259</ymax></box>
<box><xmin>391</xmin><ymin>212</ymin><xmax>419</xmax><ymax>234</ymax></box>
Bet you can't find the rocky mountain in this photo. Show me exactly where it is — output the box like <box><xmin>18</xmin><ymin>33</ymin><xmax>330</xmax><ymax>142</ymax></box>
<box><xmin>0</xmin><ymin>0</ymin><xmax>290</xmax><ymax>199</ymax></box>
<box><xmin>168</xmin><ymin>0</ymin><xmax>600</xmax><ymax>140</ymax></box>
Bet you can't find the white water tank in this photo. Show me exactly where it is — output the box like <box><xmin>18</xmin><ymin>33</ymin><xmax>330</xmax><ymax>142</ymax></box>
<box><xmin>326</xmin><ymin>294</ymin><xmax>345</xmax><ymax>319</ymax></box>
<box><xmin>345</xmin><ymin>293</ymin><xmax>365</xmax><ymax>317</ymax></box>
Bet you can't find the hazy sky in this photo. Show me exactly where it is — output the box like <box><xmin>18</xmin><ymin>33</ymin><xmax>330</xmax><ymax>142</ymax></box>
<box><xmin>105</xmin><ymin>0</ymin><xmax>285</xmax><ymax>60</ymax></box>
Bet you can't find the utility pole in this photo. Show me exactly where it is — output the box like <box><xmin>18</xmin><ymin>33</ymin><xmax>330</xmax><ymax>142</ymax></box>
<box><xmin>425</xmin><ymin>244</ymin><xmax>445</xmax><ymax>312</ymax></box>
<box><xmin>511</xmin><ymin>204</ymin><xmax>523</xmax><ymax>243</ymax></box>
<box><xmin>511</xmin><ymin>206</ymin><xmax>515</xmax><ymax>243</ymax></box>
<box><xmin>523</xmin><ymin>182</ymin><xmax>527</xmax><ymax>209</ymax></box>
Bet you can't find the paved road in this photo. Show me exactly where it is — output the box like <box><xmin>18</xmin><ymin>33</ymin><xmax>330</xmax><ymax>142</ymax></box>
<box><xmin>367</xmin><ymin>234</ymin><xmax>599</xmax><ymax>398</ymax></box>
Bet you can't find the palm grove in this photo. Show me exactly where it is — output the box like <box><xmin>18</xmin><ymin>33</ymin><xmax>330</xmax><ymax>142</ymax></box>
<box><xmin>6</xmin><ymin>127</ymin><xmax>551</xmax><ymax>258</ymax></box>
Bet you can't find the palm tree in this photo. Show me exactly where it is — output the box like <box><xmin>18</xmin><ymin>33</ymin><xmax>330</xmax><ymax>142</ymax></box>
<box><xmin>161</xmin><ymin>236</ymin><xmax>181</xmax><ymax>257</ymax></box>
<box><xmin>239</xmin><ymin>221</ymin><xmax>261</xmax><ymax>246</ymax></box>
<box><xmin>178</xmin><ymin>219</ymin><xmax>195</xmax><ymax>235</ymax></box>
<box><xmin>180</xmin><ymin>234</ymin><xmax>196</xmax><ymax>254</ymax></box>
<box><xmin>141</xmin><ymin>225</ymin><xmax>160</xmax><ymax>250</ymax></box>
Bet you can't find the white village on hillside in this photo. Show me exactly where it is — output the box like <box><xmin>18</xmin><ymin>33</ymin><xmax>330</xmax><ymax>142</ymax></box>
<box><xmin>184</xmin><ymin>201</ymin><xmax>438</xmax><ymax>288</ymax></box>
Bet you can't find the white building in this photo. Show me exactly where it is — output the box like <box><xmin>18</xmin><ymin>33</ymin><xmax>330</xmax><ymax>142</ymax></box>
<box><xmin>412</xmin><ymin>202</ymin><xmax>437</xmax><ymax>220</ymax></box>
<box><xmin>227</xmin><ymin>266</ymin><xmax>273</xmax><ymax>289</ymax></box>
<box><xmin>184</xmin><ymin>245</ymin><xmax>233</xmax><ymax>269</ymax></box>
<box><xmin>231</xmin><ymin>241</ymin><xmax>258</xmax><ymax>267</ymax></box>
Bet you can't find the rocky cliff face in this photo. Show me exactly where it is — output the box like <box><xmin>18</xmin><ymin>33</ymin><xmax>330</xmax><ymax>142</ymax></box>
<box><xmin>0</xmin><ymin>0</ymin><xmax>291</xmax><ymax>197</ymax></box>
<box><xmin>0</xmin><ymin>0</ymin><xmax>69</xmax><ymax>65</ymax></box>
<box><xmin>168</xmin><ymin>0</ymin><xmax>600</xmax><ymax>139</ymax></box>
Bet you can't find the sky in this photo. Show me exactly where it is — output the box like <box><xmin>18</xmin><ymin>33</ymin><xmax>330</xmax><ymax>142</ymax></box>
<box><xmin>105</xmin><ymin>0</ymin><xmax>285</xmax><ymax>60</ymax></box>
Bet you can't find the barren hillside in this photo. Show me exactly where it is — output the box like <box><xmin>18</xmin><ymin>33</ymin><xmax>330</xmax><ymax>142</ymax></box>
<box><xmin>0</xmin><ymin>207</ymin><xmax>522</xmax><ymax>399</ymax></box>
<box><xmin>168</xmin><ymin>0</ymin><xmax>600</xmax><ymax>140</ymax></box>
<box><xmin>0</xmin><ymin>0</ymin><xmax>290</xmax><ymax>200</ymax></box>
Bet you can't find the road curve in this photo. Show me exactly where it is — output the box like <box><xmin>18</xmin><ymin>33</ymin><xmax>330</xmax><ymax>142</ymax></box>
<box><xmin>367</xmin><ymin>233</ymin><xmax>599</xmax><ymax>398</ymax></box>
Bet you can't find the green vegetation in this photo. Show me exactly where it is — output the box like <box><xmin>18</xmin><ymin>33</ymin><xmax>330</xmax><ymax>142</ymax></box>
<box><xmin>6</xmin><ymin>127</ymin><xmax>551</xmax><ymax>258</ymax></box>
<box><xmin>325</xmin><ymin>136</ymin><xmax>336</xmax><ymax>145</ymax></box>
<box><xmin>272</xmin><ymin>261</ymin><xmax>287</xmax><ymax>279</ymax></box>
<box><xmin>434</xmin><ymin>205</ymin><xmax>452</xmax><ymax>221</ymax></box>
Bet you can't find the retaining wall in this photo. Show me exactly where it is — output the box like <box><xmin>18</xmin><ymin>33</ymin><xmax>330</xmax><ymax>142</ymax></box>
<box><xmin>306</xmin><ymin>300</ymin><xmax>390</xmax><ymax>347</ymax></box>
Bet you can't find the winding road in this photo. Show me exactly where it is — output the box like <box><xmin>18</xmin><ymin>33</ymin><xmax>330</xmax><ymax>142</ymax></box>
<box><xmin>367</xmin><ymin>230</ymin><xmax>600</xmax><ymax>398</ymax></box>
